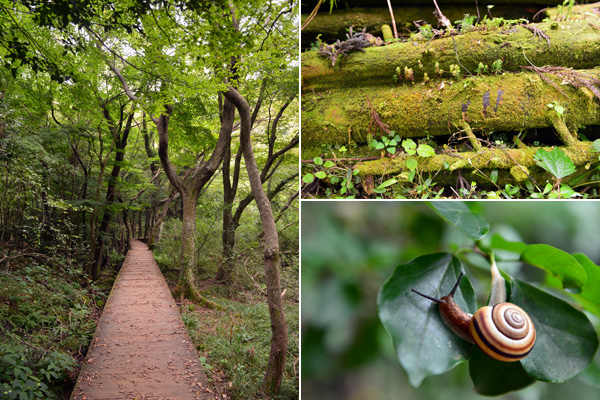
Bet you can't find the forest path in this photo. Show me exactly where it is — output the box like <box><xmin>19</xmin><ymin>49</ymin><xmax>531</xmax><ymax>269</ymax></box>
<box><xmin>71</xmin><ymin>239</ymin><xmax>210</xmax><ymax>400</ymax></box>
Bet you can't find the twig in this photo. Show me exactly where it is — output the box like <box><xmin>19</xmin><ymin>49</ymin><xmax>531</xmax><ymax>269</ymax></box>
<box><xmin>301</xmin><ymin>0</ymin><xmax>323</xmax><ymax>31</ymax></box>
<box><xmin>386</xmin><ymin>0</ymin><xmax>398</xmax><ymax>39</ymax></box>
<box><xmin>301</xmin><ymin>156</ymin><xmax>382</xmax><ymax>163</ymax></box>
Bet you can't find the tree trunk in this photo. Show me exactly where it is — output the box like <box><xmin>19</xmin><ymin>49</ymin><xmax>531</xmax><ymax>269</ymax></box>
<box><xmin>89</xmin><ymin>111</ymin><xmax>134</xmax><ymax>280</ymax></box>
<box><xmin>224</xmin><ymin>86</ymin><xmax>288</xmax><ymax>395</ymax></box>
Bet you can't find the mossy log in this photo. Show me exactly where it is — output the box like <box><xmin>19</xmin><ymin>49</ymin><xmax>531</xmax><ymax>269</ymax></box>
<box><xmin>302</xmin><ymin>20</ymin><xmax>600</xmax><ymax>92</ymax></box>
<box><xmin>355</xmin><ymin>141</ymin><xmax>598</xmax><ymax>184</ymax></box>
<box><xmin>302</xmin><ymin>0</ymin><xmax>583</xmax><ymax>9</ymax></box>
<box><xmin>301</xmin><ymin>6</ymin><xmax>538</xmax><ymax>45</ymax></box>
<box><xmin>302</xmin><ymin>66</ymin><xmax>600</xmax><ymax>147</ymax></box>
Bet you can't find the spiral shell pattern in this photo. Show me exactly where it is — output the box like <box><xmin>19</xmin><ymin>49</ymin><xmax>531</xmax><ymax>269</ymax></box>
<box><xmin>469</xmin><ymin>302</ymin><xmax>535</xmax><ymax>362</ymax></box>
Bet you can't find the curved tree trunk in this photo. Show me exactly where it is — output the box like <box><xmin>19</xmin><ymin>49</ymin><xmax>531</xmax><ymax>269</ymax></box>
<box><xmin>223</xmin><ymin>86</ymin><xmax>288</xmax><ymax>395</ymax></box>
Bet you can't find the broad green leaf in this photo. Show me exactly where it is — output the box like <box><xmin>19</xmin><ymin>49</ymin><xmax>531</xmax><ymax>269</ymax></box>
<box><xmin>303</xmin><ymin>174</ymin><xmax>314</xmax><ymax>184</ymax></box>
<box><xmin>533</xmin><ymin>148</ymin><xmax>576</xmax><ymax>179</ymax></box>
<box><xmin>378</xmin><ymin>253</ymin><xmax>476</xmax><ymax>387</ymax></box>
<box><xmin>323</xmin><ymin>160</ymin><xmax>335</xmax><ymax>168</ymax></box>
<box><xmin>428</xmin><ymin>202</ymin><xmax>490</xmax><ymax>241</ymax></box>
<box><xmin>571</xmin><ymin>253</ymin><xmax>600</xmax><ymax>316</ymax></box>
<box><xmin>514</xmin><ymin>280</ymin><xmax>599</xmax><ymax>382</ymax></box>
<box><xmin>406</xmin><ymin>158</ymin><xmax>418</xmax><ymax>170</ymax></box>
<box><xmin>402</xmin><ymin>138</ymin><xmax>417</xmax><ymax>155</ymax></box>
<box><xmin>313</xmin><ymin>157</ymin><xmax>323</xmax><ymax>165</ymax></box>
<box><xmin>387</xmin><ymin>147</ymin><xmax>396</xmax><ymax>154</ymax></box>
<box><xmin>315</xmin><ymin>171</ymin><xmax>327</xmax><ymax>179</ymax></box>
<box><xmin>593</xmin><ymin>139</ymin><xmax>600</xmax><ymax>153</ymax></box>
<box><xmin>417</xmin><ymin>144</ymin><xmax>435</xmax><ymax>157</ymax></box>
<box><xmin>375</xmin><ymin>142</ymin><xmax>385</xmax><ymax>150</ymax></box>
<box><xmin>490</xmin><ymin>234</ymin><xmax>527</xmax><ymax>254</ymax></box>
<box><xmin>520</xmin><ymin>244</ymin><xmax>587</xmax><ymax>290</ymax></box>
<box><xmin>470</xmin><ymin>346</ymin><xmax>535</xmax><ymax>396</ymax></box>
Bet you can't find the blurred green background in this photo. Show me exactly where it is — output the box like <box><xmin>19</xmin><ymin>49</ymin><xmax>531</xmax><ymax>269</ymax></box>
<box><xmin>301</xmin><ymin>201</ymin><xmax>600</xmax><ymax>400</ymax></box>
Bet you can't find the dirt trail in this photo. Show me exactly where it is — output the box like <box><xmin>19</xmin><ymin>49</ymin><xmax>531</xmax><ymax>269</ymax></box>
<box><xmin>71</xmin><ymin>239</ymin><xmax>211</xmax><ymax>400</ymax></box>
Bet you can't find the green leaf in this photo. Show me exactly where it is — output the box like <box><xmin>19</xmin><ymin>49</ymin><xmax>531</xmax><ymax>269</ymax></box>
<box><xmin>406</xmin><ymin>158</ymin><xmax>418</xmax><ymax>171</ymax></box>
<box><xmin>514</xmin><ymin>279</ymin><xmax>599</xmax><ymax>382</ymax></box>
<box><xmin>470</xmin><ymin>346</ymin><xmax>535</xmax><ymax>396</ymax></box>
<box><xmin>428</xmin><ymin>202</ymin><xmax>490</xmax><ymax>241</ymax></box>
<box><xmin>339</xmin><ymin>145</ymin><xmax>348</xmax><ymax>153</ymax></box>
<box><xmin>417</xmin><ymin>144</ymin><xmax>436</xmax><ymax>157</ymax></box>
<box><xmin>378</xmin><ymin>253</ymin><xmax>476</xmax><ymax>387</ymax></box>
<box><xmin>323</xmin><ymin>160</ymin><xmax>335</xmax><ymax>168</ymax></box>
<box><xmin>388</xmin><ymin>139</ymin><xmax>397</xmax><ymax>146</ymax></box>
<box><xmin>490</xmin><ymin>234</ymin><xmax>528</xmax><ymax>254</ymax></box>
<box><xmin>302</xmin><ymin>174</ymin><xmax>314</xmax><ymax>184</ymax></box>
<box><xmin>313</xmin><ymin>157</ymin><xmax>323</xmax><ymax>165</ymax></box>
<box><xmin>402</xmin><ymin>138</ymin><xmax>417</xmax><ymax>155</ymax></box>
<box><xmin>533</xmin><ymin>148</ymin><xmax>576</xmax><ymax>180</ymax></box>
<box><xmin>571</xmin><ymin>253</ymin><xmax>600</xmax><ymax>316</ymax></box>
<box><xmin>593</xmin><ymin>139</ymin><xmax>600</xmax><ymax>153</ymax></box>
<box><xmin>377</xmin><ymin>178</ymin><xmax>397</xmax><ymax>189</ymax></box>
<box><xmin>315</xmin><ymin>171</ymin><xmax>327</xmax><ymax>179</ymax></box>
<box><xmin>520</xmin><ymin>244</ymin><xmax>587</xmax><ymax>291</ymax></box>
<box><xmin>490</xmin><ymin>169</ymin><xmax>498</xmax><ymax>184</ymax></box>
<box><xmin>387</xmin><ymin>147</ymin><xmax>396</xmax><ymax>155</ymax></box>
<box><xmin>375</xmin><ymin>142</ymin><xmax>385</xmax><ymax>150</ymax></box>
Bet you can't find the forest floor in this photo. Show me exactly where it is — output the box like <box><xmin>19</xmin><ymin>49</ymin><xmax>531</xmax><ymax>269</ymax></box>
<box><xmin>71</xmin><ymin>239</ymin><xmax>211</xmax><ymax>400</ymax></box>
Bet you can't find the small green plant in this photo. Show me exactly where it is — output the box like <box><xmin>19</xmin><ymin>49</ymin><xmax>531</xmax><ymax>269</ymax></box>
<box><xmin>449</xmin><ymin>64</ymin><xmax>461</xmax><ymax>79</ymax></box>
<box><xmin>547</xmin><ymin>101</ymin><xmax>565</xmax><ymax>117</ymax></box>
<box><xmin>474</xmin><ymin>62</ymin><xmax>488</xmax><ymax>75</ymax></box>
<box><xmin>418</xmin><ymin>24</ymin><xmax>434</xmax><ymax>40</ymax></box>
<box><xmin>533</xmin><ymin>147</ymin><xmax>578</xmax><ymax>198</ymax></box>
<box><xmin>491</xmin><ymin>59</ymin><xmax>503</xmax><ymax>74</ymax></box>
<box><xmin>302</xmin><ymin>157</ymin><xmax>360</xmax><ymax>198</ymax></box>
<box><xmin>556</xmin><ymin>0</ymin><xmax>575</xmax><ymax>21</ymax></box>
<box><xmin>455</xmin><ymin>14</ymin><xmax>477</xmax><ymax>33</ymax></box>
<box><xmin>369</xmin><ymin>132</ymin><xmax>401</xmax><ymax>155</ymax></box>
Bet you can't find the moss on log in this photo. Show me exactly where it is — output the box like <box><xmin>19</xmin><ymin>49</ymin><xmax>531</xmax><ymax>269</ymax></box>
<box><xmin>355</xmin><ymin>141</ymin><xmax>597</xmax><ymax>181</ymax></box>
<box><xmin>301</xmin><ymin>6</ymin><xmax>541</xmax><ymax>46</ymax></box>
<box><xmin>302</xmin><ymin>21</ymin><xmax>600</xmax><ymax>92</ymax></box>
<box><xmin>302</xmin><ymin>67</ymin><xmax>600</xmax><ymax>147</ymax></box>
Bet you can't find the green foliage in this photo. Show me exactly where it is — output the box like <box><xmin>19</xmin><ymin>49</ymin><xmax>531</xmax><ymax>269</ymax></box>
<box><xmin>547</xmin><ymin>101</ymin><xmax>566</xmax><ymax>117</ymax></box>
<box><xmin>455</xmin><ymin>14</ymin><xmax>477</xmax><ymax>34</ymax></box>
<box><xmin>369</xmin><ymin>132</ymin><xmax>401</xmax><ymax>155</ymax></box>
<box><xmin>0</xmin><ymin>258</ymin><xmax>108</xmax><ymax>399</ymax></box>
<box><xmin>181</xmin><ymin>300</ymin><xmax>299</xmax><ymax>399</ymax></box>
<box><xmin>378</xmin><ymin>203</ymin><xmax>599</xmax><ymax>395</ymax></box>
<box><xmin>491</xmin><ymin>59</ymin><xmax>503</xmax><ymax>74</ymax></box>
<box><xmin>534</xmin><ymin>147</ymin><xmax>576</xmax><ymax>180</ymax></box>
<box><xmin>428</xmin><ymin>201</ymin><xmax>489</xmax><ymax>241</ymax></box>
<box><xmin>302</xmin><ymin>157</ymin><xmax>360</xmax><ymax>198</ymax></box>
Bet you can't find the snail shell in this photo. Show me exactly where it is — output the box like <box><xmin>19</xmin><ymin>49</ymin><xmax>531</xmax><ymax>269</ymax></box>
<box><xmin>470</xmin><ymin>302</ymin><xmax>536</xmax><ymax>362</ymax></box>
<box><xmin>412</xmin><ymin>273</ymin><xmax>536</xmax><ymax>362</ymax></box>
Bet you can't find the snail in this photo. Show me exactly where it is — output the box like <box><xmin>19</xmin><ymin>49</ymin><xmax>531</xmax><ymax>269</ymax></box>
<box><xmin>411</xmin><ymin>263</ymin><xmax>535</xmax><ymax>362</ymax></box>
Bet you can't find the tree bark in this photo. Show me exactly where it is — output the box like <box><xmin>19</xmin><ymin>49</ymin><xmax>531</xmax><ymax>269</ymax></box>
<box><xmin>89</xmin><ymin>108</ymin><xmax>134</xmax><ymax>280</ymax></box>
<box><xmin>223</xmin><ymin>86</ymin><xmax>288</xmax><ymax>395</ymax></box>
<box><xmin>154</xmin><ymin>99</ymin><xmax>233</xmax><ymax>304</ymax></box>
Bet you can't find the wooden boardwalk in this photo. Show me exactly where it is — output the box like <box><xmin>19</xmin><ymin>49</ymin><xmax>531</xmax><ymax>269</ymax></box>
<box><xmin>71</xmin><ymin>239</ymin><xmax>211</xmax><ymax>400</ymax></box>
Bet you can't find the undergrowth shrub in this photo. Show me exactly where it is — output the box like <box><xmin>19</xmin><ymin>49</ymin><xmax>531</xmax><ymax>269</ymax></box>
<box><xmin>0</xmin><ymin>257</ymin><xmax>109</xmax><ymax>399</ymax></box>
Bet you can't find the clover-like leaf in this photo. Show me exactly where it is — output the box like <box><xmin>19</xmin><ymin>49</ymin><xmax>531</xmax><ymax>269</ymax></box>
<box><xmin>533</xmin><ymin>148</ymin><xmax>575</xmax><ymax>180</ymax></box>
<box><xmin>378</xmin><ymin>253</ymin><xmax>475</xmax><ymax>387</ymax></box>
<box><xmin>428</xmin><ymin>201</ymin><xmax>490</xmax><ymax>241</ymax></box>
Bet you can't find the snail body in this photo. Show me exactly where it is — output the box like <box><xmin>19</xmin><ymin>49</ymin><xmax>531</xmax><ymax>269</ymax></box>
<box><xmin>412</xmin><ymin>273</ymin><xmax>535</xmax><ymax>362</ymax></box>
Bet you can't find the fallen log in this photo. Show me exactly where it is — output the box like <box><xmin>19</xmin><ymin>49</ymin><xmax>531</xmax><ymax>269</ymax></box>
<box><xmin>302</xmin><ymin>67</ymin><xmax>600</xmax><ymax>147</ymax></box>
<box><xmin>301</xmin><ymin>6</ymin><xmax>538</xmax><ymax>46</ymax></box>
<box><xmin>302</xmin><ymin>20</ymin><xmax>600</xmax><ymax>92</ymax></box>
